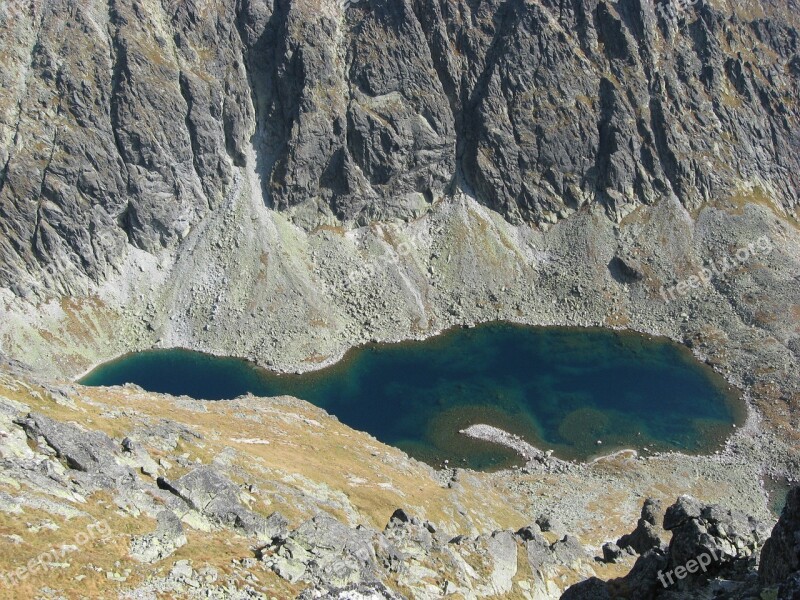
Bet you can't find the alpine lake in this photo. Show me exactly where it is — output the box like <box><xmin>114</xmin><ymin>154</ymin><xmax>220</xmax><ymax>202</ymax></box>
<box><xmin>81</xmin><ymin>322</ymin><xmax>746</xmax><ymax>470</ymax></box>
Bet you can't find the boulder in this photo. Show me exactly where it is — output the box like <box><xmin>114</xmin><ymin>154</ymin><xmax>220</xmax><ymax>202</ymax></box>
<box><xmin>158</xmin><ymin>466</ymin><xmax>286</xmax><ymax>541</ymax></box>
<box><xmin>536</xmin><ymin>514</ymin><xmax>567</xmax><ymax>538</ymax></box>
<box><xmin>480</xmin><ymin>530</ymin><xmax>519</xmax><ymax>595</ymax></box>
<box><xmin>516</xmin><ymin>524</ymin><xmax>546</xmax><ymax>543</ymax></box>
<box><xmin>664</xmin><ymin>496</ymin><xmax>769</xmax><ymax>587</ymax></box>
<box><xmin>609</xmin><ymin>256</ymin><xmax>645</xmax><ymax>284</ymax></box>
<box><xmin>560</xmin><ymin>577</ymin><xmax>612</xmax><ymax>600</ymax></box>
<box><xmin>641</xmin><ymin>498</ymin><xmax>664</xmax><ymax>527</ymax></box>
<box><xmin>602</xmin><ymin>542</ymin><xmax>623</xmax><ymax>564</ymax></box>
<box><xmin>616</xmin><ymin>548</ymin><xmax>669</xmax><ymax>599</ymax></box>
<box><xmin>525</xmin><ymin>533</ymin><xmax>586</xmax><ymax>573</ymax></box>
<box><xmin>14</xmin><ymin>412</ymin><xmax>131</xmax><ymax>482</ymax></box>
<box><xmin>120</xmin><ymin>437</ymin><xmax>160</xmax><ymax>477</ymax></box>
<box><xmin>662</xmin><ymin>495</ymin><xmax>703</xmax><ymax>530</ymax></box>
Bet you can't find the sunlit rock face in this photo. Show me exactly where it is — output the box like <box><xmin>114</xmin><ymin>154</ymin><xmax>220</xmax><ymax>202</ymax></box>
<box><xmin>0</xmin><ymin>0</ymin><xmax>798</xmax><ymax>296</ymax></box>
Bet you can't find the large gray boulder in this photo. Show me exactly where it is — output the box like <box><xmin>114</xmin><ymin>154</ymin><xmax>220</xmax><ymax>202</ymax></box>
<box><xmin>158</xmin><ymin>466</ymin><xmax>286</xmax><ymax>541</ymax></box>
<box><xmin>14</xmin><ymin>412</ymin><xmax>132</xmax><ymax>483</ymax></box>
<box><xmin>664</xmin><ymin>495</ymin><xmax>769</xmax><ymax>587</ymax></box>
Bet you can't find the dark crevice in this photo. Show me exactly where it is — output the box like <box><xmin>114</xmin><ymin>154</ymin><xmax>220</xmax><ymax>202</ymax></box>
<box><xmin>594</xmin><ymin>77</ymin><xmax>618</xmax><ymax>207</ymax></box>
<box><xmin>178</xmin><ymin>72</ymin><xmax>212</xmax><ymax>211</ymax></box>
<box><xmin>409</xmin><ymin>0</ymin><xmax>461</xmax><ymax>194</ymax></box>
<box><xmin>234</xmin><ymin>0</ymin><xmax>290</xmax><ymax>210</ymax></box>
<box><xmin>31</xmin><ymin>131</ymin><xmax>58</xmax><ymax>262</ymax></box>
<box><xmin>107</xmin><ymin>0</ymin><xmax>132</xmax><ymax>199</ymax></box>
<box><xmin>460</xmin><ymin>0</ymin><xmax>524</xmax><ymax>200</ymax></box>
<box><xmin>648</xmin><ymin>91</ymin><xmax>681</xmax><ymax>200</ymax></box>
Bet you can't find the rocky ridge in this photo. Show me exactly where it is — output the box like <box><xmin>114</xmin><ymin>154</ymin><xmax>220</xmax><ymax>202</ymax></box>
<box><xmin>0</xmin><ymin>368</ymin><xmax>799</xmax><ymax>598</ymax></box>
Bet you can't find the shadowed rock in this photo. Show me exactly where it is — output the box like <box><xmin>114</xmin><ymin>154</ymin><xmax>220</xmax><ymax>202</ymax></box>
<box><xmin>617</xmin><ymin>498</ymin><xmax>664</xmax><ymax>555</ymax></box>
<box><xmin>562</xmin><ymin>494</ymin><xmax>772</xmax><ymax>599</ymax></box>
<box><xmin>760</xmin><ymin>486</ymin><xmax>800</xmax><ymax>587</ymax></box>
<box><xmin>664</xmin><ymin>496</ymin><xmax>769</xmax><ymax>587</ymax></box>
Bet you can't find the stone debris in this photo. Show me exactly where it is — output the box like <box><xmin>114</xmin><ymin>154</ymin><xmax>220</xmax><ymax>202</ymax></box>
<box><xmin>129</xmin><ymin>510</ymin><xmax>188</xmax><ymax>563</ymax></box>
<box><xmin>459</xmin><ymin>424</ymin><xmax>574</xmax><ymax>472</ymax></box>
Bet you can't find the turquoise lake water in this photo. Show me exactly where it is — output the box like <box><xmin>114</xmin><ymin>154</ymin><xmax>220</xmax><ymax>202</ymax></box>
<box><xmin>80</xmin><ymin>323</ymin><xmax>745</xmax><ymax>470</ymax></box>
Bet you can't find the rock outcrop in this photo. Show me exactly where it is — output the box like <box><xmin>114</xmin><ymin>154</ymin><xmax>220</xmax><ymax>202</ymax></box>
<box><xmin>564</xmin><ymin>494</ymin><xmax>778</xmax><ymax>599</ymax></box>
<box><xmin>256</xmin><ymin>506</ymin><xmax>592</xmax><ymax>597</ymax></box>
<box><xmin>760</xmin><ymin>487</ymin><xmax>800</xmax><ymax>588</ymax></box>
<box><xmin>129</xmin><ymin>510</ymin><xmax>188</xmax><ymax>563</ymax></box>
<box><xmin>14</xmin><ymin>412</ymin><xmax>134</xmax><ymax>483</ymax></box>
<box><xmin>616</xmin><ymin>497</ymin><xmax>664</xmax><ymax>555</ymax></box>
<box><xmin>661</xmin><ymin>495</ymin><xmax>769</xmax><ymax>587</ymax></box>
<box><xmin>158</xmin><ymin>466</ymin><xmax>288</xmax><ymax>541</ymax></box>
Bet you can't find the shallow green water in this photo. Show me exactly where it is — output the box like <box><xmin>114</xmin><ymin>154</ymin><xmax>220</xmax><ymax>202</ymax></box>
<box><xmin>80</xmin><ymin>323</ymin><xmax>745</xmax><ymax>470</ymax></box>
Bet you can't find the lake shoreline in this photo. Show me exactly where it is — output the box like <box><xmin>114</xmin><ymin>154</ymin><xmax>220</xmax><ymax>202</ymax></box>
<box><xmin>80</xmin><ymin>322</ymin><xmax>745</xmax><ymax>470</ymax></box>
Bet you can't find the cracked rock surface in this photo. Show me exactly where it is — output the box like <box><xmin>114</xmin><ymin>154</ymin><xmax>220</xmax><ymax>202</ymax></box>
<box><xmin>0</xmin><ymin>0</ymin><xmax>798</xmax><ymax>296</ymax></box>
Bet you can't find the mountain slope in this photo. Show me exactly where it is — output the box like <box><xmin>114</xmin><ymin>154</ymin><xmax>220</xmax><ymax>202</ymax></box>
<box><xmin>0</xmin><ymin>0</ymin><xmax>798</xmax><ymax>297</ymax></box>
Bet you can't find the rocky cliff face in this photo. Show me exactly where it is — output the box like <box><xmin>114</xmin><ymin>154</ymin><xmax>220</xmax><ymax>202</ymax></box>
<box><xmin>0</xmin><ymin>0</ymin><xmax>798</xmax><ymax>297</ymax></box>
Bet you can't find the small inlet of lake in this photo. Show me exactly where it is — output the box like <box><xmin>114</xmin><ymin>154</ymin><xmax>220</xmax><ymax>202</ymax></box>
<box><xmin>80</xmin><ymin>323</ymin><xmax>745</xmax><ymax>470</ymax></box>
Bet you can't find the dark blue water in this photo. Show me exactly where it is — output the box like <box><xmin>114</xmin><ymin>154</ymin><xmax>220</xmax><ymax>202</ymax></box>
<box><xmin>80</xmin><ymin>323</ymin><xmax>744</xmax><ymax>470</ymax></box>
